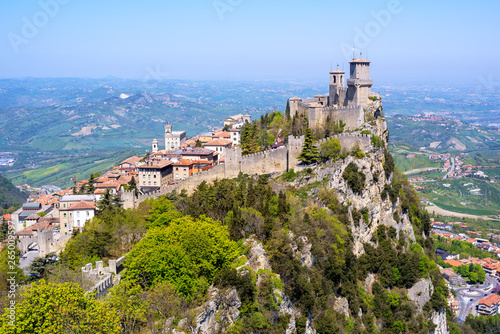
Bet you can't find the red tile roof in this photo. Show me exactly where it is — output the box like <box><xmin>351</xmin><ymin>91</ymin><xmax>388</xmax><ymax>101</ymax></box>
<box><xmin>173</xmin><ymin>159</ymin><xmax>194</xmax><ymax>166</ymax></box>
<box><xmin>444</xmin><ymin>259</ymin><xmax>462</xmax><ymax>267</ymax></box>
<box><xmin>479</xmin><ymin>294</ymin><xmax>500</xmax><ymax>307</ymax></box>
<box><xmin>204</xmin><ymin>139</ymin><xmax>232</xmax><ymax>146</ymax></box>
<box><xmin>69</xmin><ymin>201</ymin><xmax>96</xmax><ymax>210</ymax></box>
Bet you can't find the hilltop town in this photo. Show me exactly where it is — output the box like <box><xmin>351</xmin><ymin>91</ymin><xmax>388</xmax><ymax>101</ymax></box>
<box><xmin>2</xmin><ymin>58</ymin><xmax>499</xmax><ymax>333</ymax></box>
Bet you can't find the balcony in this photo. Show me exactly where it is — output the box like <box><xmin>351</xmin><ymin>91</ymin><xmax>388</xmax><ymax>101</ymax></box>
<box><xmin>347</xmin><ymin>79</ymin><xmax>373</xmax><ymax>86</ymax></box>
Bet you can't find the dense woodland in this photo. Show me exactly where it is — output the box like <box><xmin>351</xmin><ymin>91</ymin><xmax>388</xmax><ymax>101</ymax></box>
<box><xmin>0</xmin><ymin>174</ymin><xmax>27</xmax><ymax>215</ymax></box>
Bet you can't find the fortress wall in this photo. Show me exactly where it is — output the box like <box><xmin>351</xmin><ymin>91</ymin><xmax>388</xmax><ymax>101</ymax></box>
<box><xmin>238</xmin><ymin>146</ymin><xmax>288</xmax><ymax>175</ymax></box>
<box><xmin>317</xmin><ymin>133</ymin><xmax>371</xmax><ymax>152</ymax></box>
<box><xmin>175</xmin><ymin>164</ymin><xmax>226</xmax><ymax>194</ymax></box>
<box><xmin>121</xmin><ymin>133</ymin><xmax>369</xmax><ymax>206</ymax></box>
<box><xmin>287</xmin><ymin>135</ymin><xmax>305</xmax><ymax>170</ymax></box>
<box><xmin>330</xmin><ymin>105</ymin><xmax>363</xmax><ymax>130</ymax></box>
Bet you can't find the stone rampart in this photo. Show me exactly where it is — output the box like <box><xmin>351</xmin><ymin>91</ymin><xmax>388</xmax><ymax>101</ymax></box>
<box><xmin>89</xmin><ymin>274</ymin><xmax>113</xmax><ymax>299</ymax></box>
<box><xmin>316</xmin><ymin>133</ymin><xmax>371</xmax><ymax>152</ymax></box>
<box><xmin>234</xmin><ymin>146</ymin><xmax>288</xmax><ymax>176</ymax></box>
<box><xmin>121</xmin><ymin>133</ymin><xmax>372</xmax><ymax>207</ymax></box>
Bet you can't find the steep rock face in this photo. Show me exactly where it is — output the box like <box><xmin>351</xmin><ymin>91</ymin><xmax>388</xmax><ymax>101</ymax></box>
<box><xmin>430</xmin><ymin>310</ymin><xmax>449</xmax><ymax>334</ymax></box>
<box><xmin>288</xmin><ymin>233</ymin><xmax>315</xmax><ymax>268</ymax></box>
<box><xmin>195</xmin><ymin>287</ymin><xmax>241</xmax><ymax>334</ymax></box>
<box><xmin>407</xmin><ymin>278</ymin><xmax>434</xmax><ymax>314</ymax></box>
<box><xmin>303</xmin><ymin>150</ymin><xmax>416</xmax><ymax>256</ymax></box>
<box><xmin>332</xmin><ymin>296</ymin><xmax>350</xmax><ymax>318</ymax></box>
<box><xmin>244</xmin><ymin>237</ymin><xmax>272</xmax><ymax>272</ymax></box>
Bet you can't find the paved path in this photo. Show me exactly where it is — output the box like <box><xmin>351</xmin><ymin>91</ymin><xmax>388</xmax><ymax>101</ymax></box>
<box><xmin>19</xmin><ymin>249</ymin><xmax>39</xmax><ymax>275</ymax></box>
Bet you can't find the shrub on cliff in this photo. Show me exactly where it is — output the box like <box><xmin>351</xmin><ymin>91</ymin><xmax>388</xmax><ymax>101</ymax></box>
<box><xmin>342</xmin><ymin>162</ymin><xmax>366</xmax><ymax>193</ymax></box>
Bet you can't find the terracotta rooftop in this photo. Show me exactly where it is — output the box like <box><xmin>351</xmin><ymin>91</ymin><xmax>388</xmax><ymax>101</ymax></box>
<box><xmin>289</xmin><ymin>96</ymin><xmax>302</xmax><ymax>101</ymax></box>
<box><xmin>444</xmin><ymin>259</ymin><xmax>462</xmax><ymax>267</ymax></box>
<box><xmin>179</xmin><ymin>147</ymin><xmax>215</xmax><ymax>156</ymax></box>
<box><xmin>2</xmin><ymin>214</ymin><xmax>12</xmax><ymax>221</ymax></box>
<box><xmin>26</xmin><ymin>214</ymin><xmax>40</xmax><ymax>220</ymax></box>
<box><xmin>69</xmin><ymin>201</ymin><xmax>96</xmax><ymax>210</ymax></box>
<box><xmin>139</xmin><ymin>160</ymin><xmax>173</xmax><ymax>169</ymax></box>
<box><xmin>94</xmin><ymin>181</ymin><xmax>122</xmax><ymax>190</ymax></box>
<box><xmin>479</xmin><ymin>294</ymin><xmax>500</xmax><ymax>307</ymax></box>
<box><xmin>349</xmin><ymin>57</ymin><xmax>371</xmax><ymax>63</ymax></box>
<box><xmin>120</xmin><ymin>156</ymin><xmax>141</xmax><ymax>166</ymax></box>
<box><xmin>15</xmin><ymin>220</ymin><xmax>57</xmax><ymax>236</ymax></box>
<box><xmin>212</xmin><ymin>131</ymin><xmax>231</xmax><ymax>139</ymax></box>
<box><xmin>173</xmin><ymin>159</ymin><xmax>194</xmax><ymax>166</ymax></box>
<box><xmin>204</xmin><ymin>139</ymin><xmax>232</xmax><ymax>146</ymax></box>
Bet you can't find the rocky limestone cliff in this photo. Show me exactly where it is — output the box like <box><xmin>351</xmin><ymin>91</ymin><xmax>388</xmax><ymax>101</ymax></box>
<box><xmin>194</xmin><ymin>287</ymin><xmax>241</xmax><ymax>334</ymax></box>
<box><xmin>430</xmin><ymin>310</ymin><xmax>449</xmax><ymax>334</ymax></box>
<box><xmin>293</xmin><ymin>148</ymin><xmax>416</xmax><ymax>257</ymax></box>
<box><xmin>408</xmin><ymin>278</ymin><xmax>434</xmax><ymax>314</ymax></box>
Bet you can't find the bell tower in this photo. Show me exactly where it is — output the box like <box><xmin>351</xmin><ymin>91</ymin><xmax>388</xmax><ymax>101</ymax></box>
<box><xmin>152</xmin><ymin>138</ymin><xmax>158</xmax><ymax>153</ymax></box>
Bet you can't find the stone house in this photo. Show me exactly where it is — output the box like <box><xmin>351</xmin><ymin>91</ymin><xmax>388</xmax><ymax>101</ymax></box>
<box><xmin>173</xmin><ymin>159</ymin><xmax>194</xmax><ymax>181</ymax></box>
<box><xmin>137</xmin><ymin>160</ymin><xmax>173</xmax><ymax>190</ymax></box>
<box><xmin>204</xmin><ymin>139</ymin><xmax>232</xmax><ymax>158</ymax></box>
<box><xmin>478</xmin><ymin>295</ymin><xmax>500</xmax><ymax>316</ymax></box>
<box><xmin>230</xmin><ymin>128</ymin><xmax>241</xmax><ymax>146</ymax></box>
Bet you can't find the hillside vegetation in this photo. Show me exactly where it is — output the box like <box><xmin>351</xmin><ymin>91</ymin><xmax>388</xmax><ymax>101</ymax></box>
<box><xmin>0</xmin><ymin>174</ymin><xmax>27</xmax><ymax>213</ymax></box>
<box><xmin>1</xmin><ymin>108</ymin><xmax>455</xmax><ymax>333</ymax></box>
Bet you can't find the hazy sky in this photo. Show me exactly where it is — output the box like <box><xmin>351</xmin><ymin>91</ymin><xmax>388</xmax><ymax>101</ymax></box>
<box><xmin>0</xmin><ymin>0</ymin><xmax>499</xmax><ymax>83</ymax></box>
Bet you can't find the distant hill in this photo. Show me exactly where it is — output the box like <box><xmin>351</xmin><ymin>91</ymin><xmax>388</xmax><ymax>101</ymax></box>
<box><xmin>0</xmin><ymin>174</ymin><xmax>27</xmax><ymax>210</ymax></box>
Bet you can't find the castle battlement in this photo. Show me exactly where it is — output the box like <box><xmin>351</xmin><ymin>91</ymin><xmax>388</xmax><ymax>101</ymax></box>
<box><xmin>290</xmin><ymin>58</ymin><xmax>373</xmax><ymax>130</ymax></box>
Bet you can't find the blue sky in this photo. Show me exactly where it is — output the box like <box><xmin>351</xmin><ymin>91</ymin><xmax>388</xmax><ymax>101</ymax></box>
<box><xmin>0</xmin><ymin>0</ymin><xmax>499</xmax><ymax>83</ymax></box>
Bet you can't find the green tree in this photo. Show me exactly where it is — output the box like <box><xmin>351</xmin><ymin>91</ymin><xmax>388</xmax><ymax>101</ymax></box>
<box><xmin>240</xmin><ymin>123</ymin><xmax>259</xmax><ymax>155</ymax></box>
<box><xmin>342</xmin><ymin>162</ymin><xmax>366</xmax><ymax>193</ymax></box>
<box><xmin>298</xmin><ymin>128</ymin><xmax>319</xmax><ymax>165</ymax></box>
<box><xmin>122</xmin><ymin>215</ymin><xmax>241</xmax><ymax>299</ymax></box>
<box><xmin>106</xmin><ymin>281</ymin><xmax>148</xmax><ymax>333</ymax></box>
<box><xmin>0</xmin><ymin>280</ymin><xmax>120</xmax><ymax>333</ymax></box>
<box><xmin>97</xmin><ymin>189</ymin><xmax>123</xmax><ymax>217</ymax></box>
<box><xmin>285</xmin><ymin>99</ymin><xmax>291</xmax><ymax>120</ymax></box>
<box><xmin>319</xmin><ymin>137</ymin><xmax>341</xmax><ymax>162</ymax></box>
<box><xmin>86</xmin><ymin>172</ymin><xmax>101</xmax><ymax>194</ymax></box>
<box><xmin>195</xmin><ymin>139</ymin><xmax>203</xmax><ymax>147</ymax></box>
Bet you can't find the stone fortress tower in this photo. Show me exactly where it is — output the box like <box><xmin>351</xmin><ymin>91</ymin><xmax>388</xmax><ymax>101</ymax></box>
<box><xmin>164</xmin><ymin>123</ymin><xmax>187</xmax><ymax>151</ymax></box>
<box><xmin>290</xmin><ymin>57</ymin><xmax>374</xmax><ymax>130</ymax></box>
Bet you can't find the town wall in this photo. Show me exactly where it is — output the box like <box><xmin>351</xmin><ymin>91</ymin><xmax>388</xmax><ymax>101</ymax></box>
<box><xmin>175</xmin><ymin>164</ymin><xmax>226</xmax><ymax>194</ymax></box>
<box><xmin>317</xmin><ymin>133</ymin><xmax>371</xmax><ymax>153</ymax></box>
<box><xmin>121</xmin><ymin>133</ymin><xmax>372</xmax><ymax>207</ymax></box>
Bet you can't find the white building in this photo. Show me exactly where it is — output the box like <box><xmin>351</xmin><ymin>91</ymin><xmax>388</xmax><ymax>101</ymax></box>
<box><xmin>165</xmin><ymin>123</ymin><xmax>186</xmax><ymax>151</ymax></box>
<box><xmin>204</xmin><ymin>139</ymin><xmax>232</xmax><ymax>158</ymax></box>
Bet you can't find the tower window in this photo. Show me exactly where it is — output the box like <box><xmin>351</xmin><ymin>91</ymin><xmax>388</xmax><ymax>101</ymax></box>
<box><xmin>334</xmin><ymin>76</ymin><xmax>336</xmax><ymax>83</ymax></box>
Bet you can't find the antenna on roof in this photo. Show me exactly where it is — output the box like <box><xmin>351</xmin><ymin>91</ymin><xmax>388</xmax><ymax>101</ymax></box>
<box><xmin>352</xmin><ymin>47</ymin><xmax>355</xmax><ymax>59</ymax></box>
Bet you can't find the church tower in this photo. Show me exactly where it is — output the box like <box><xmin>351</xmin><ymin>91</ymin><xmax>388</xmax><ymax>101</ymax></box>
<box><xmin>152</xmin><ymin>138</ymin><xmax>158</xmax><ymax>153</ymax></box>
<box><xmin>346</xmin><ymin>58</ymin><xmax>373</xmax><ymax>106</ymax></box>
